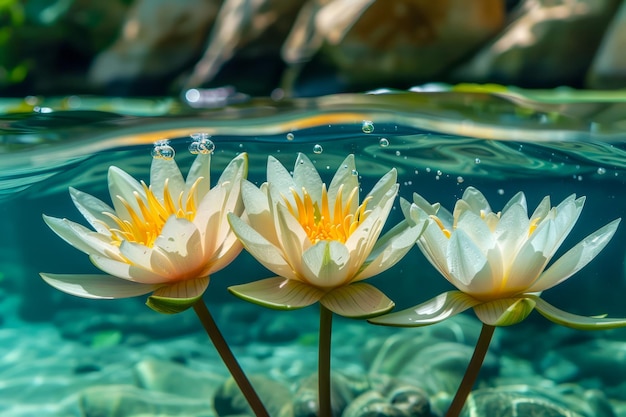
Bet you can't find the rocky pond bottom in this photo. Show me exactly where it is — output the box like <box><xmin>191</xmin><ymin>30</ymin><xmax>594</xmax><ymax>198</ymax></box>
<box><xmin>1</xmin><ymin>291</ymin><xmax>626</xmax><ymax>417</ymax></box>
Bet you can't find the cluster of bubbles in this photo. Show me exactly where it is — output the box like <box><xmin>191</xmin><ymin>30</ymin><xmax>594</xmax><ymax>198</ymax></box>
<box><xmin>189</xmin><ymin>133</ymin><xmax>216</xmax><ymax>154</ymax></box>
<box><xmin>151</xmin><ymin>140</ymin><xmax>176</xmax><ymax>160</ymax></box>
<box><xmin>152</xmin><ymin>133</ymin><xmax>217</xmax><ymax>159</ymax></box>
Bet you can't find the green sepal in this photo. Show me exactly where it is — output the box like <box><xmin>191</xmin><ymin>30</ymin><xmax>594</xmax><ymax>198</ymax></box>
<box><xmin>146</xmin><ymin>293</ymin><xmax>202</xmax><ymax>314</ymax></box>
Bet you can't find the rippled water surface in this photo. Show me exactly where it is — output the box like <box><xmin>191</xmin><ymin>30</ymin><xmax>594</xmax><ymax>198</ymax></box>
<box><xmin>1</xmin><ymin>89</ymin><xmax>626</xmax><ymax>416</ymax></box>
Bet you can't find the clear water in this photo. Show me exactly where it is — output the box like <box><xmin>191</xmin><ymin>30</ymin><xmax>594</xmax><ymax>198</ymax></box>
<box><xmin>1</xmin><ymin>89</ymin><xmax>626</xmax><ymax>416</ymax></box>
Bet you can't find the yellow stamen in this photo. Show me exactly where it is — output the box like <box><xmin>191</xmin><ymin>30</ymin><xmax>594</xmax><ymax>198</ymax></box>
<box><xmin>529</xmin><ymin>217</ymin><xmax>541</xmax><ymax>236</ymax></box>
<box><xmin>430</xmin><ymin>215</ymin><xmax>451</xmax><ymax>238</ymax></box>
<box><xmin>104</xmin><ymin>177</ymin><xmax>203</xmax><ymax>247</ymax></box>
<box><xmin>285</xmin><ymin>185</ymin><xmax>369</xmax><ymax>244</ymax></box>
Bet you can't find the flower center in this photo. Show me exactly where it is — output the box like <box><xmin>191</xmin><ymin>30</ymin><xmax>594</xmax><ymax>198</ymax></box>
<box><xmin>285</xmin><ymin>184</ymin><xmax>370</xmax><ymax>244</ymax></box>
<box><xmin>103</xmin><ymin>178</ymin><xmax>201</xmax><ymax>247</ymax></box>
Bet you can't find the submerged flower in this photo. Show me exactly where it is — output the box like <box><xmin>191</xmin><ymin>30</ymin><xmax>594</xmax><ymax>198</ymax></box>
<box><xmin>40</xmin><ymin>153</ymin><xmax>247</xmax><ymax>313</ymax></box>
<box><xmin>227</xmin><ymin>153</ymin><xmax>425</xmax><ymax>318</ymax></box>
<box><xmin>370</xmin><ymin>187</ymin><xmax>625</xmax><ymax>328</ymax></box>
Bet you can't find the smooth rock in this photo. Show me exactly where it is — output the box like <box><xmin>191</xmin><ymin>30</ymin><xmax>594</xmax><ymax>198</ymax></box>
<box><xmin>282</xmin><ymin>0</ymin><xmax>505</xmax><ymax>91</ymax></box>
<box><xmin>185</xmin><ymin>0</ymin><xmax>306</xmax><ymax>95</ymax></box>
<box><xmin>135</xmin><ymin>358</ymin><xmax>226</xmax><ymax>399</ymax></box>
<box><xmin>88</xmin><ymin>0</ymin><xmax>222</xmax><ymax>95</ymax></box>
<box><xmin>343</xmin><ymin>382</ymin><xmax>431</xmax><ymax>417</ymax></box>
<box><xmin>587</xmin><ymin>0</ymin><xmax>626</xmax><ymax>88</ymax></box>
<box><xmin>451</xmin><ymin>0</ymin><xmax>621</xmax><ymax>87</ymax></box>
<box><xmin>280</xmin><ymin>372</ymin><xmax>361</xmax><ymax>417</ymax></box>
<box><xmin>79</xmin><ymin>384</ymin><xmax>214</xmax><ymax>417</ymax></box>
<box><xmin>463</xmin><ymin>385</ymin><xmax>617</xmax><ymax>417</ymax></box>
<box><xmin>214</xmin><ymin>374</ymin><xmax>291</xmax><ymax>417</ymax></box>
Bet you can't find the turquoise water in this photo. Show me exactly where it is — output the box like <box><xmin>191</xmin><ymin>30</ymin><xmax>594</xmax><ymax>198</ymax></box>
<box><xmin>1</xmin><ymin>89</ymin><xmax>626</xmax><ymax>416</ymax></box>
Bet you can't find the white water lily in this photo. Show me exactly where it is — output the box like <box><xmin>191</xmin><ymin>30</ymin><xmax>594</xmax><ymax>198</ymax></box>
<box><xmin>227</xmin><ymin>153</ymin><xmax>426</xmax><ymax>318</ymax></box>
<box><xmin>370</xmin><ymin>187</ymin><xmax>626</xmax><ymax>328</ymax></box>
<box><xmin>40</xmin><ymin>153</ymin><xmax>247</xmax><ymax>313</ymax></box>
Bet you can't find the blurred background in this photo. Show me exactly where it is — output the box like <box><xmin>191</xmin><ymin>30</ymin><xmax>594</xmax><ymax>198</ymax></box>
<box><xmin>1</xmin><ymin>0</ymin><xmax>625</xmax><ymax>99</ymax></box>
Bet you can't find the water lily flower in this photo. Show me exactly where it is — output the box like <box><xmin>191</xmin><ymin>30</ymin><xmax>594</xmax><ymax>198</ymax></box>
<box><xmin>40</xmin><ymin>153</ymin><xmax>247</xmax><ymax>313</ymax></box>
<box><xmin>227</xmin><ymin>153</ymin><xmax>426</xmax><ymax>417</ymax></box>
<box><xmin>227</xmin><ymin>153</ymin><xmax>426</xmax><ymax>318</ymax></box>
<box><xmin>370</xmin><ymin>187</ymin><xmax>624</xmax><ymax>329</ymax></box>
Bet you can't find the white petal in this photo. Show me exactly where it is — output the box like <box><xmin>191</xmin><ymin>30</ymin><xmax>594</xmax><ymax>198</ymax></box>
<box><xmin>530</xmin><ymin>195</ymin><xmax>551</xmax><ymax>223</ymax></box>
<box><xmin>293</xmin><ymin>153</ymin><xmax>323</xmax><ymax>203</ymax></box>
<box><xmin>69</xmin><ymin>187</ymin><xmax>117</xmax><ymax>234</ymax></box>
<box><xmin>534</xmin><ymin>296</ymin><xmax>626</xmax><ymax>330</ymax></box>
<box><xmin>194</xmin><ymin>183</ymin><xmax>229</xmax><ymax>258</ymax></box>
<box><xmin>229</xmin><ymin>277</ymin><xmax>324</xmax><ymax>309</ymax></box>
<box><xmin>274</xmin><ymin>203</ymin><xmax>309</xmax><ymax>271</ymax></box>
<box><xmin>368</xmin><ymin>291</ymin><xmax>479</xmax><ymax>327</ymax></box>
<box><xmin>460</xmin><ymin>187</ymin><xmax>491</xmax><ymax>215</ymax></box>
<box><xmin>344</xmin><ymin>195</ymin><xmax>395</xmax><ymax>273</ymax></box>
<box><xmin>227</xmin><ymin>213</ymin><xmax>297</xmax><ymax>280</ymax></box>
<box><xmin>528</xmin><ymin>219</ymin><xmax>620</xmax><ymax>292</ymax></box>
<box><xmin>494</xmin><ymin>203</ymin><xmax>529</xmax><ymax>261</ymax></box>
<box><xmin>447</xmin><ymin>229</ymin><xmax>491</xmax><ymax>290</ymax></box>
<box><xmin>107</xmin><ymin>166</ymin><xmax>145</xmax><ymax>222</ymax></box>
<box><xmin>473</xmin><ymin>297</ymin><xmax>536</xmax><ymax>326</ymax></box>
<box><xmin>410</xmin><ymin>193</ymin><xmax>440</xmax><ymax>217</ymax></box>
<box><xmin>320</xmin><ymin>283</ymin><xmax>394</xmax><ymax>318</ymax></box>
<box><xmin>151</xmin><ymin>276</ymin><xmax>209</xmax><ymax>299</ymax></box>
<box><xmin>301</xmin><ymin>241</ymin><xmax>351</xmax><ymax>288</ymax></box>
<box><xmin>40</xmin><ymin>273</ymin><xmax>157</xmax><ymax>299</ymax></box>
<box><xmin>455</xmin><ymin>210</ymin><xmax>494</xmax><ymax>254</ymax></box>
<box><xmin>238</xmin><ymin>180</ymin><xmax>278</xmax><ymax>244</ymax></box>
<box><xmin>364</xmin><ymin>168</ymin><xmax>397</xmax><ymax>209</ymax></box>
<box><xmin>416</xmin><ymin>221</ymin><xmax>451</xmax><ymax>279</ymax></box>
<box><xmin>328</xmin><ymin>154</ymin><xmax>358</xmax><ymax>212</ymax></box>
<box><xmin>185</xmin><ymin>154</ymin><xmax>211</xmax><ymax>198</ymax></box>
<box><xmin>266</xmin><ymin>155</ymin><xmax>296</xmax><ymax>206</ymax></box>
<box><xmin>43</xmin><ymin>215</ymin><xmax>122</xmax><ymax>260</ymax></box>
<box><xmin>204</xmin><ymin>230</ymin><xmax>243</xmax><ymax>275</ymax></box>
<box><xmin>216</xmin><ymin>152</ymin><xmax>247</xmax><ymax>190</ymax></box>
<box><xmin>356</xmin><ymin>220</ymin><xmax>423</xmax><ymax>281</ymax></box>
<box><xmin>153</xmin><ymin>218</ymin><xmax>205</xmax><ymax>276</ymax></box>
<box><xmin>90</xmin><ymin>255</ymin><xmax>173</xmax><ymax>284</ymax></box>
<box><xmin>505</xmin><ymin>249</ymin><xmax>547</xmax><ymax>292</ymax></box>
<box><xmin>501</xmin><ymin>191</ymin><xmax>527</xmax><ymax>215</ymax></box>
<box><xmin>150</xmin><ymin>156</ymin><xmax>185</xmax><ymax>203</ymax></box>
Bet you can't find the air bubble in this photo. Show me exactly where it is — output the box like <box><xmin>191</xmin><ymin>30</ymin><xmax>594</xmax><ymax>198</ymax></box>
<box><xmin>474</xmin><ymin>158</ymin><xmax>481</xmax><ymax>164</ymax></box>
<box><xmin>436</xmin><ymin>170</ymin><xmax>443</xmax><ymax>176</ymax></box>
<box><xmin>286</xmin><ymin>133</ymin><xmax>295</xmax><ymax>141</ymax></box>
<box><xmin>379</xmin><ymin>138</ymin><xmax>389</xmax><ymax>147</ymax></box>
<box><xmin>351</xmin><ymin>169</ymin><xmax>358</xmax><ymax>176</ymax></box>
<box><xmin>395</xmin><ymin>151</ymin><xmax>401</xmax><ymax>156</ymax></box>
<box><xmin>152</xmin><ymin>140</ymin><xmax>175</xmax><ymax>160</ymax></box>
<box><xmin>457</xmin><ymin>176</ymin><xmax>464</xmax><ymax>183</ymax></box>
<box><xmin>597</xmin><ymin>167</ymin><xmax>606</xmax><ymax>175</ymax></box>
<box><xmin>362</xmin><ymin>120</ymin><xmax>374</xmax><ymax>134</ymax></box>
<box><xmin>313</xmin><ymin>144</ymin><xmax>323</xmax><ymax>154</ymax></box>
<box><xmin>189</xmin><ymin>133</ymin><xmax>215</xmax><ymax>154</ymax></box>
<box><xmin>497</xmin><ymin>189</ymin><xmax>504</xmax><ymax>195</ymax></box>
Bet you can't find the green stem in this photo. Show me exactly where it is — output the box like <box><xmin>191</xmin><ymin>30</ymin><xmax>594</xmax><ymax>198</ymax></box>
<box><xmin>446</xmin><ymin>323</ymin><xmax>496</xmax><ymax>417</ymax></box>
<box><xmin>192</xmin><ymin>299</ymin><xmax>269</xmax><ymax>417</ymax></box>
<box><xmin>319</xmin><ymin>304</ymin><xmax>334</xmax><ymax>417</ymax></box>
